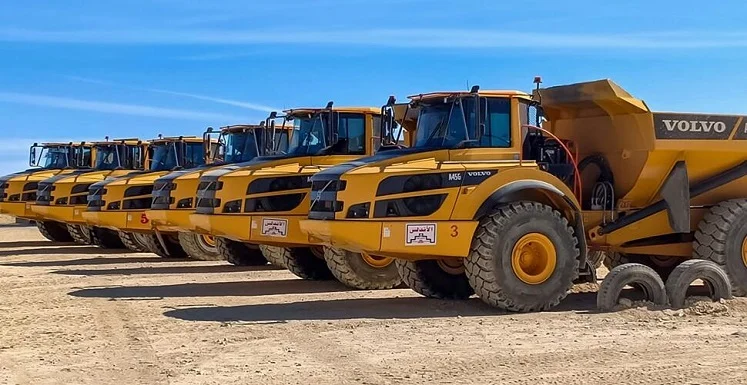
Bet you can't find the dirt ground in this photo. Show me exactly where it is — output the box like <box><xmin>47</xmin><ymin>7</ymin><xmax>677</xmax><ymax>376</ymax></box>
<box><xmin>1</xmin><ymin>217</ymin><xmax>747</xmax><ymax>384</ymax></box>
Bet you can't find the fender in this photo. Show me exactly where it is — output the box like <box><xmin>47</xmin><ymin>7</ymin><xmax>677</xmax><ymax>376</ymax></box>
<box><xmin>472</xmin><ymin>180</ymin><xmax>579</xmax><ymax>220</ymax></box>
<box><xmin>472</xmin><ymin>179</ymin><xmax>592</xmax><ymax>281</ymax></box>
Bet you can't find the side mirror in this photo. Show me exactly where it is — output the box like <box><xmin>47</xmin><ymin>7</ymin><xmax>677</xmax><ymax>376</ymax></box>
<box><xmin>29</xmin><ymin>146</ymin><xmax>37</xmax><ymax>167</ymax></box>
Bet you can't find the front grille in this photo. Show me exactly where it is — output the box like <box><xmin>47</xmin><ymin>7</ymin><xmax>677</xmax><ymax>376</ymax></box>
<box><xmin>308</xmin><ymin>176</ymin><xmax>344</xmax><ymax>220</ymax></box>
<box><xmin>87</xmin><ymin>187</ymin><xmax>107</xmax><ymax>211</ymax></box>
<box><xmin>35</xmin><ymin>182</ymin><xmax>54</xmax><ymax>205</ymax></box>
<box><xmin>151</xmin><ymin>181</ymin><xmax>175</xmax><ymax>210</ymax></box>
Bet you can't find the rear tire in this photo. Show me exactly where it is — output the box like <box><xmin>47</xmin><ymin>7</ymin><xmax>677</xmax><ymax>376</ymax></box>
<box><xmin>66</xmin><ymin>224</ymin><xmax>93</xmax><ymax>245</ymax></box>
<box><xmin>324</xmin><ymin>247</ymin><xmax>401</xmax><ymax>290</ymax></box>
<box><xmin>693</xmin><ymin>199</ymin><xmax>747</xmax><ymax>296</ymax></box>
<box><xmin>90</xmin><ymin>226</ymin><xmax>126</xmax><ymax>249</ymax></box>
<box><xmin>178</xmin><ymin>232</ymin><xmax>222</xmax><ymax>261</ymax></box>
<box><xmin>396</xmin><ymin>259</ymin><xmax>473</xmax><ymax>299</ymax></box>
<box><xmin>37</xmin><ymin>221</ymin><xmax>74</xmax><ymax>242</ymax></box>
<box><xmin>118</xmin><ymin>231</ymin><xmax>149</xmax><ymax>252</ymax></box>
<box><xmin>465</xmin><ymin>202</ymin><xmax>580</xmax><ymax>312</ymax></box>
<box><xmin>603</xmin><ymin>252</ymin><xmax>681</xmax><ymax>281</ymax></box>
<box><xmin>217</xmin><ymin>237</ymin><xmax>267</xmax><ymax>266</ymax></box>
<box><xmin>135</xmin><ymin>233</ymin><xmax>188</xmax><ymax>258</ymax></box>
<box><xmin>259</xmin><ymin>245</ymin><xmax>288</xmax><ymax>268</ymax></box>
<box><xmin>277</xmin><ymin>246</ymin><xmax>334</xmax><ymax>280</ymax></box>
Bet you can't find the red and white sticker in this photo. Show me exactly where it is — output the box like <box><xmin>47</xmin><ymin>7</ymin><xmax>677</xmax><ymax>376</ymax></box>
<box><xmin>405</xmin><ymin>223</ymin><xmax>437</xmax><ymax>246</ymax></box>
<box><xmin>261</xmin><ymin>218</ymin><xmax>288</xmax><ymax>237</ymax></box>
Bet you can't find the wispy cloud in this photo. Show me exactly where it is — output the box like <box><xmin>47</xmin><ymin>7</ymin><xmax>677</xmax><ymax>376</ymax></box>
<box><xmin>66</xmin><ymin>76</ymin><xmax>277</xmax><ymax>112</ymax></box>
<box><xmin>0</xmin><ymin>92</ymin><xmax>248</xmax><ymax>122</ymax></box>
<box><xmin>2</xmin><ymin>28</ymin><xmax>747</xmax><ymax>49</ymax></box>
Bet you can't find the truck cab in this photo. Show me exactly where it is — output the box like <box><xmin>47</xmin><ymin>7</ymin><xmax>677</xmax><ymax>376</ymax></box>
<box><xmin>81</xmin><ymin>136</ymin><xmax>209</xmax><ymax>253</ymax></box>
<box><xmin>30</xmin><ymin>138</ymin><xmax>149</xmax><ymax>244</ymax></box>
<box><xmin>0</xmin><ymin>141</ymin><xmax>93</xmax><ymax>241</ymax></box>
<box><xmin>145</xmin><ymin>123</ymin><xmax>286</xmax><ymax>260</ymax></box>
<box><xmin>188</xmin><ymin>105</ymin><xmax>406</xmax><ymax>287</ymax></box>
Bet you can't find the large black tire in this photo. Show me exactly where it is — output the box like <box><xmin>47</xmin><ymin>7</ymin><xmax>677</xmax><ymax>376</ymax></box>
<box><xmin>90</xmin><ymin>226</ymin><xmax>126</xmax><ymax>249</ymax></box>
<box><xmin>693</xmin><ymin>199</ymin><xmax>747</xmax><ymax>296</ymax></box>
<box><xmin>597</xmin><ymin>263</ymin><xmax>668</xmax><ymax>311</ymax></box>
<box><xmin>118</xmin><ymin>231</ymin><xmax>149</xmax><ymax>252</ymax></box>
<box><xmin>259</xmin><ymin>245</ymin><xmax>288</xmax><ymax>268</ymax></box>
<box><xmin>135</xmin><ymin>233</ymin><xmax>188</xmax><ymax>258</ymax></box>
<box><xmin>465</xmin><ymin>202</ymin><xmax>580</xmax><ymax>312</ymax></box>
<box><xmin>324</xmin><ymin>247</ymin><xmax>401</xmax><ymax>290</ymax></box>
<box><xmin>217</xmin><ymin>237</ymin><xmax>267</xmax><ymax>266</ymax></box>
<box><xmin>178</xmin><ymin>232</ymin><xmax>222</xmax><ymax>261</ymax></box>
<box><xmin>275</xmin><ymin>246</ymin><xmax>334</xmax><ymax>280</ymax></box>
<box><xmin>37</xmin><ymin>221</ymin><xmax>74</xmax><ymax>242</ymax></box>
<box><xmin>397</xmin><ymin>259</ymin><xmax>473</xmax><ymax>299</ymax></box>
<box><xmin>587</xmin><ymin>250</ymin><xmax>606</xmax><ymax>269</ymax></box>
<box><xmin>603</xmin><ymin>252</ymin><xmax>682</xmax><ymax>282</ymax></box>
<box><xmin>665</xmin><ymin>259</ymin><xmax>732</xmax><ymax>309</ymax></box>
<box><xmin>66</xmin><ymin>224</ymin><xmax>93</xmax><ymax>245</ymax></box>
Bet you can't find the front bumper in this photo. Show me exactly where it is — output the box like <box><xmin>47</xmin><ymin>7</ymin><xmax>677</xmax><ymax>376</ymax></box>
<box><xmin>29</xmin><ymin>205</ymin><xmax>86</xmax><ymax>224</ymax></box>
<box><xmin>190</xmin><ymin>213</ymin><xmax>252</xmax><ymax>241</ymax></box>
<box><xmin>0</xmin><ymin>202</ymin><xmax>38</xmax><ymax>220</ymax></box>
<box><xmin>146</xmin><ymin>209</ymin><xmax>194</xmax><ymax>232</ymax></box>
<box><xmin>247</xmin><ymin>215</ymin><xmax>320</xmax><ymax>247</ymax></box>
<box><xmin>81</xmin><ymin>210</ymin><xmax>152</xmax><ymax>232</ymax></box>
<box><xmin>299</xmin><ymin>219</ymin><xmax>479</xmax><ymax>260</ymax></box>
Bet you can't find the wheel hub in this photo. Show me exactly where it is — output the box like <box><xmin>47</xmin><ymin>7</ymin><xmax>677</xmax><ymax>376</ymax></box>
<box><xmin>437</xmin><ymin>258</ymin><xmax>465</xmax><ymax>275</ymax></box>
<box><xmin>742</xmin><ymin>236</ymin><xmax>747</xmax><ymax>268</ymax></box>
<box><xmin>361</xmin><ymin>252</ymin><xmax>394</xmax><ymax>268</ymax></box>
<box><xmin>511</xmin><ymin>233</ymin><xmax>557</xmax><ymax>285</ymax></box>
<box><xmin>201</xmin><ymin>234</ymin><xmax>217</xmax><ymax>247</ymax></box>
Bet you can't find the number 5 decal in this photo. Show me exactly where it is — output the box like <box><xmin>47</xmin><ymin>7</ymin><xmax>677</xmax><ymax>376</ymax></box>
<box><xmin>140</xmin><ymin>213</ymin><xmax>149</xmax><ymax>224</ymax></box>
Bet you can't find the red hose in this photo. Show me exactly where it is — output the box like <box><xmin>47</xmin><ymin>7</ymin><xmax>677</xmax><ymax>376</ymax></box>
<box><xmin>521</xmin><ymin>124</ymin><xmax>583</xmax><ymax>204</ymax></box>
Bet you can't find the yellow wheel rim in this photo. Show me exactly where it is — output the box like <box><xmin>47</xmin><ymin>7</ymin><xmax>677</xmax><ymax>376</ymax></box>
<box><xmin>511</xmin><ymin>233</ymin><xmax>557</xmax><ymax>285</ymax></box>
<box><xmin>201</xmin><ymin>235</ymin><xmax>217</xmax><ymax>247</ymax></box>
<box><xmin>437</xmin><ymin>258</ymin><xmax>465</xmax><ymax>275</ymax></box>
<box><xmin>361</xmin><ymin>252</ymin><xmax>394</xmax><ymax>268</ymax></box>
<box><xmin>742</xmin><ymin>236</ymin><xmax>747</xmax><ymax>268</ymax></box>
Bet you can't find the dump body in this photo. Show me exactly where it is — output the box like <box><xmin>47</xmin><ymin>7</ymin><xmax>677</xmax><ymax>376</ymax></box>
<box><xmin>537</xmin><ymin>80</ymin><xmax>747</xmax><ymax>254</ymax></box>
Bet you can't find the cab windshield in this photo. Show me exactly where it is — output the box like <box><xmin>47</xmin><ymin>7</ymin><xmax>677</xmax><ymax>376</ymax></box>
<box><xmin>288</xmin><ymin>114</ymin><xmax>326</xmax><ymax>155</ymax></box>
<box><xmin>94</xmin><ymin>144</ymin><xmax>141</xmax><ymax>170</ymax></box>
<box><xmin>286</xmin><ymin>112</ymin><xmax>366</xmax><ymax>156</ymax></box>
<box><xmin>150</xmin><ymin>142</ymin><xmax>204</xmax><ymax>171</ymax></box>
<box><xmin>38</xmin><ymin>146</ymin><xmax>73</xmax><ymax>169</ymax></box>
<box><xmin>413</xmin><ymin>97</ymin><xmax>511</xmax><ymax>149</ymax></box>
<box><xmin>223</xmin><ymin>131</ymin><xmax>260</xmax><ymax>163</ymax></box>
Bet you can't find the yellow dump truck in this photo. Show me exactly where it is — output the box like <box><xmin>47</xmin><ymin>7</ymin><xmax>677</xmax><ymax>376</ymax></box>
<box><xmin>82</xmin><ymin>136</ymin><xmax>209</xmax><ymax>255</ymax></box>
<box><xmin>30</xmin><ymin>138</ymin><xmax>149</xmax><ymax>246</ymax></box>
<box><xmin>301</xmin><ymin>79</ymin><xmax>747</xmax><ymax>311</ymax></box>
<box><xmin>189</xmin><ymin>104</ymin><xmax>407</xmax><ymax>289</ymax></box>
<box><xmin>146</xmin><ymin>123</ymin><xmax>286</xmax><ymax>260</ymax></box>
<box><xmin>0</xmin><ymin>141</ymin><xmax>93</xmax><ymax>241</ymax></box>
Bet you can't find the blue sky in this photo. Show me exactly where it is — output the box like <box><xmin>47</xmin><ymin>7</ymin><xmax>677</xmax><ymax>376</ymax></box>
<box><xmin>0</xmin><ymin>1</ymin><xmax>743</xmax><ymax>174</ymax></box>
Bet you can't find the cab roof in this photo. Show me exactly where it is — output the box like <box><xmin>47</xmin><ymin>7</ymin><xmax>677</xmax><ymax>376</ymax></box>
<box><xmin>408</xmin><ymin>90</ymin><xmax>531</xmax><ymax>101</ymax></box>
<box><xmin>148</xmin><ymin>136</ymin><xmax>204</xmax><ymax>144</ymax></box>
<box><xmin>91</xmin><ymin>138</ymin><xmax>147</xmax><ymax>146</ymax></box>
<box><xmin>283</xmin><ymin>107</ymin><xmax>380</xmax><ymax>115</ymax></box>
<box><xmin>221</xmin><ymin>124</ymin><xmax>292</xmax><ymax>133</ymax></box>
<box><xmin>37</xmin><ymin>141</ymin><xmax>91</xmax><ymax>147</ymax></box>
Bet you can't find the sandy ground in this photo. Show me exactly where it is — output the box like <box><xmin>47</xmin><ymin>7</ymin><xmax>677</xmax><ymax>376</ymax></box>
<box><xmin>1</xmin><ymin>217</ymin><xmax>747</xmax><ymax>384</ymax></box>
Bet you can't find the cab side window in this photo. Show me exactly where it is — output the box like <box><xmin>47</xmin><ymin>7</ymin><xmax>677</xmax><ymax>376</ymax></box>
<box><xmin>338</xmin><ymin>113</ymin><xmax>366</xmax><ymax>155</ymax></box>
<box><xmin>481</xmin><ymin>98</ymin><xmax>511</xmax><ymax>147</ymax></box>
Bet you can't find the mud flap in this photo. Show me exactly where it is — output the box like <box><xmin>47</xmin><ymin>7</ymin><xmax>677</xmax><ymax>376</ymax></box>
<box><xmin>572</xmin><ymin>210</ymin><xmax>597</xmax><ymax>284</ymax></box>
<box><xmin>154</xmin><ymin>228</ymin><xmax>170</xmax><ymax>256</ymax></box>
<box><xmin>660</xmin><ymin>161</ymin><xmax>690</xmax><ymax>233</ymax></box>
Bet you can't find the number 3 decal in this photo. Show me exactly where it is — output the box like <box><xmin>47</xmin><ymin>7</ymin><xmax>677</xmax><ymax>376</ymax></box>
<box><xmin>450</xmin><ymin>225</ymin><xmax>458</xmax><ymax>237</ymax></box>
